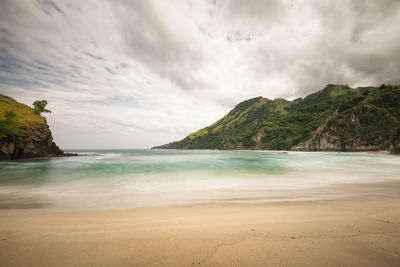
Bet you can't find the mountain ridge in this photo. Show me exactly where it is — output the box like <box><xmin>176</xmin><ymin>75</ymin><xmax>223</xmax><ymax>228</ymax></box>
<box><xmin>153</xmin><ymin>84</ymin><xmax>400</xmax><ymax>153</ymax></box>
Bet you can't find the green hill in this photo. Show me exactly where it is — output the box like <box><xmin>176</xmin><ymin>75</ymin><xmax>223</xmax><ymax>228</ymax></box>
<box><xmin>153</xmin><ymin>84</ymin><xmax>400</xmax><ymax>153</ymax></box>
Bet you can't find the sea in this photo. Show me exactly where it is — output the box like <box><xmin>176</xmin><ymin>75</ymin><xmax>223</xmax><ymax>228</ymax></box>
<box><xmin>0</xmin><ymin>149</ymin><xmax>399</xmax><ymax>210</ymax></box>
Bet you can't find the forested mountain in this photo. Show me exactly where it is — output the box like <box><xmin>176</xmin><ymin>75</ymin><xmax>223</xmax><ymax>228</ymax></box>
<box><xmin>153</xmin><ymin>84</ymin><xmax>400</xmax><ymax>153</ymax></box>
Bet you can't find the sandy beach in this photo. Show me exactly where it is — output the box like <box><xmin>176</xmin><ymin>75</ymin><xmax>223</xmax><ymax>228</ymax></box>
<box><xmin>1</xmin><ymin>198</ymin><xmax>399</xmax><ymax>267</ymax></box>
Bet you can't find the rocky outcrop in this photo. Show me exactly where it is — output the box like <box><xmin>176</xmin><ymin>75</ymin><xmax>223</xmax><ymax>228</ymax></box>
<box><xmin>0</xmin><ymin>120</ymin><xmax>66</xmax><ymax>160</ymax></box>
<box><xmin>292</xmin><ymin>111</ymin><xmax>384</xmax><ymax>152</ymax></box>
<box><xmin>390</xmin><ymin>131</ymin><xmax>400</xmax><ymax>154</ymax></box>
<box><xmin>391</xmin><ymin>144</ymin><xmax>400</xmax><ymax>154</ymax></box>
<box><xmin>251</xmin><ymin>128</ymin><xmax>266</xmax><ymax>149</ymax></box>
<box><xmin>291</xmin><ymin>110</ymin><xmax>339</xmax><ymax>151</ymax></box>
<box><xmin>0</xmin><ymin>93</ymin><xmax>76</xmax><ymax>160</ymax></box>
<box><xmin>219</xmin><ymin>137</ymin><xmax>235</xmax><ymax>150</ymax></box>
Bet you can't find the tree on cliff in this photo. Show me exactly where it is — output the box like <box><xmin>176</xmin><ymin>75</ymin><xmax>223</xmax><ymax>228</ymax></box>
<box><xmin>33</xmin><ymin>100</ymin><xmax>52</xmax><ymax>114</ymax></box>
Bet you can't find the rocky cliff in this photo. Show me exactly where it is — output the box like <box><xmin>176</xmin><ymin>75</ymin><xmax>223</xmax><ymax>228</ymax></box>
<box><xmin>0</xmin><ymin>123</ymin><xmax>64</xmax><ymax>160</ymax></box>
<box><xmin>0</xmin><ymin>94</ymin><xmax>66</xmax><ymax>160</ymax></box>
<box><xmin>154</xmin><ymin>84</ymin><xmax>400</xmax><ymax>152</ymax></box>
<box><xmin>291</xmin><ymin>111</ymin><xmax>385</xmax><ymax>151</ymax></box>
<box><xmin>390</xmin><ymin>129</ymin><xmax>400</xmax><ymax>154</ymax></box>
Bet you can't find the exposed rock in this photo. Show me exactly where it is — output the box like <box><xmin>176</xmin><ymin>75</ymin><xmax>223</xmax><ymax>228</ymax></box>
<box><xmin>291</xmin><ymin>110</ymin><xmax>339</xmax><ymax>151</ymax></box>
<box><xmin>219</xmin><ymin>137</ymin><xmax>235</xmax><ymax>150</ymax></box>
<box><xmin>391</xmin><ymin>147</ymin><xmax>400</xmax><ymax>155</ymax></box>
<box><xmin>292</xmin><ymin>110</ymin><xmax>384</xmax><ymax>152</ymax></box>
<box><xmin>318</xmin><ymin>112</ymin><xmax>384</xmax><ymax>151</ymax></box>
<box><xmin>390</xmin><ymin>131</ymin><xmax>400</xmax><ymax>154</ymax></box>
<box><xmin>252</xmin><ymin>129</ymin><xmax>266</xmax><ymax>143</ymax></box>
<box><xmin>0</xmin><ymin>121</ymin><xmax>66</xmax><ymax>160</ymax></box>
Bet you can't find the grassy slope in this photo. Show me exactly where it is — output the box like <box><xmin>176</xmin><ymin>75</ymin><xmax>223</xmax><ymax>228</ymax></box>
<box><xmin>0</xmin><ymin>94</ymin><xmax>45</xmax><ymax>126</ymax></box>
<box><xmin>155</xmin><ymin>84</ymin><xmax>400</xmax><ymax>150</ymax></box>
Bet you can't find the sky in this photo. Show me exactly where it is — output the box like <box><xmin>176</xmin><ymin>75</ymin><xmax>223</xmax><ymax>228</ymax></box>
<box><xmin>1</xmin><ymin>0</ymin><xmax>400</xmax><ymax>149</ymax></box>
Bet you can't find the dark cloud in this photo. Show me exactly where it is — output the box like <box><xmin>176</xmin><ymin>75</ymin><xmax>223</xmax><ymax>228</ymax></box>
<box><xmin>105</xmin><ymin>67</ymin><xmax>116</xmax><ymax>75</ymax></box>
<box><xmin>252</xmin><ymin>0</ymin><xmax>400</xmax><ymax>98</ymax></box>
<box><xmin>227</xmin><ymin>32</ymin><xmax>252</xmax><ymax>42</ymax></box>
<box><xmin>110</xmin><ymin>0</ymin><xmax>205</xmax><ymax>90</ymax></box>
<box><xmin>35</xmin><ymin>0</ymin><xmax>63</xmax><ymax>16</ymax></box>
<box><xmin>350</xmin><ymin>0</ymin><xmax>400</xmax><ymax>40</ymax></box>
<box><xmin>83</xmin><ymin>52</ymin><xmax>105</xmax><ymax>61</ymax></box>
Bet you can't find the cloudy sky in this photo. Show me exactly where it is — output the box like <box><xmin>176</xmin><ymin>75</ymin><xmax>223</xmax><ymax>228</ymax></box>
<box><xmin>1</xmin><ymin>0</ymin><xmax>400</xmax><ymax>149</ymax></box>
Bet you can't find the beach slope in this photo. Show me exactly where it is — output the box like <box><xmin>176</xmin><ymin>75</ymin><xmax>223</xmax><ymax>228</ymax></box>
<box><xmin>1</xmin><ymin>199</ymin><xmax>400</xmax><ymax>266</ymax></box>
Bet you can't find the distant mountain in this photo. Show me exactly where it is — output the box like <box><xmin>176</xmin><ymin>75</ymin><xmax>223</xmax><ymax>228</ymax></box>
<box><xmin>153</xmin><ymin>84</ymin><xmax>400</xmax><ymax>153</ymax></box>
<box><xmin>0</xmin><ymin>94</ymin><xmax>67</xmax><ymax>160</ymax></box>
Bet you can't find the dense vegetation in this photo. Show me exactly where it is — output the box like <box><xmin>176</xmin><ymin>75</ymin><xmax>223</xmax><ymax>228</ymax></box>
<box><xmin>0</xmin><ymin>111</ymin><xmax>18</xmax><ymax>139</ymax></box>
<box><xmin>154</xmin><ymin>84</ymin><xmax>400</xmax><ymax>151</ymax></box>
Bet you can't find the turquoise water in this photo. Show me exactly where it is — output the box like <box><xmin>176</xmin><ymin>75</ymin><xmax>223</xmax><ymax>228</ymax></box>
<box><xmin>0</xmin><ymin>150</ymin><xmax>399</xmax><ymax>209</ymax></box>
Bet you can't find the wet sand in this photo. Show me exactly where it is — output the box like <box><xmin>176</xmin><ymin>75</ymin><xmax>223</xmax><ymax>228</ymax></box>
<box><xmin>0</xmin><ymin>198</ymin><xmax>400</xmax><ymax>267</ymax></box>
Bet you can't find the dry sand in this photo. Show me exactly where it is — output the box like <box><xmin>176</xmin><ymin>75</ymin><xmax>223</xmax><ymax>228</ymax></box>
<box><xmin>0</xmin><ymin>198</ymin><xmax>400</xmax><ymax>267</ymax></box>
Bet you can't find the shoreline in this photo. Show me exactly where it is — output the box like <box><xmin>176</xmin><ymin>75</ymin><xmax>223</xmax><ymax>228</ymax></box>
<box><xmin>151</xmin><ymin>147</ymin><xmax>398</xmax><ymax>154</ymax></box>
<box><xmin>1</xmin><ymin>149</ymin><xmax>397</xmax><ymax>162</ymax></box>
<box><xmin>2</xmin><ymin>179</ymin><xmax>400</xmax><ymax>211</ymax></box>
<box><xmin>1</xmin><ymin>197</ymin><xmax>399</xmax><ymax>266</ymax></box>
<box><xmin>0</xmin><ymin>152</ymin><xmax>79</xmax><ymax>162</ymax></box>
